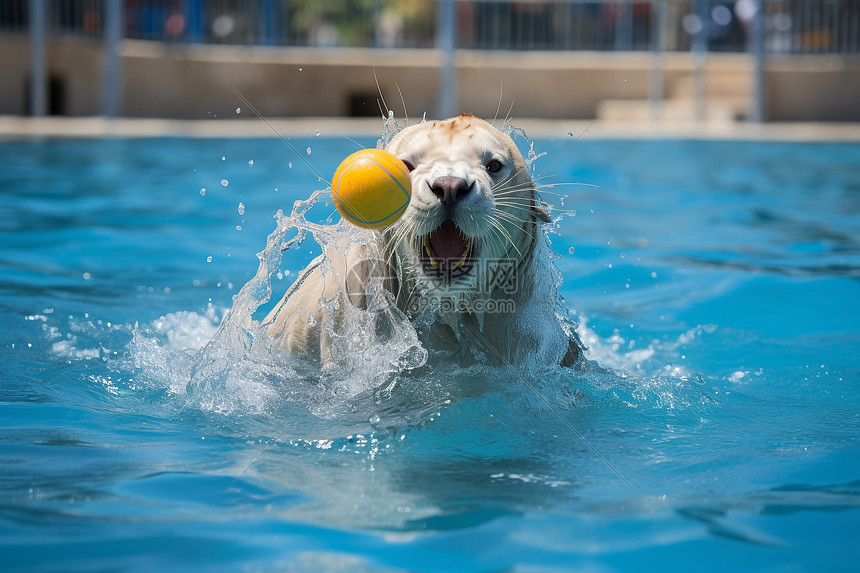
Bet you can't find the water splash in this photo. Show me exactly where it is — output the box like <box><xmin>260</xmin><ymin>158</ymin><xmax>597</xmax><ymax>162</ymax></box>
<box><xmin>503</xmin><ymin>122</ymin><xmax>546</xmax><ymax>180</ymax></box>
<box><xmin>129</xmin><ymin>306</ymin><xmax>223</xmax><ymax>397</ymax></box>
<box><xmin>377</xmin><ymin>110</ymin><xmax>406</xmax><ymax>150</ymax></box>
<box><xmin>174</xmin><ymin>180</ymin><xmax>427</xmax><ymax>419</ymax></box>
<box><xmin>118</xmin><ymin>120</ymin><xmax>720</xmax><ymax>429</ymax></box>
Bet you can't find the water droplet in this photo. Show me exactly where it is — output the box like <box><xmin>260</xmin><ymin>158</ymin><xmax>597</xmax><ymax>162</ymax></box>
<box><xmin>82</xmin><ymin>272</ymin><xmax>92</xmax><ymax>280</ymax></box>
<box><xmin>235</xmin><ymin>225</ymin><xmax>242</xmax><ymax>231</ymax></box>
<box><xmin>288</xmin><ymin>162</ymin><xmax>293</xmax><ymax>169</ymax></box>
<box><xmin>306</xmin><ymin>147</ymin><xmax>312</xmax><ymax>155</ymax></box>
<box><xmin>221</xmin><ymin>156</ymin><xmax>226</xmax><ymax>161</ymax></box>
<box><xmin>298</xmin><ymin>67</ymin><xmax>303</xmax><ymax>71</ymax></box>
<box><xmin>314</xmin><ymin>130</ymin><xmax>320</xmax><ymax>137</ymax></box>
<box><xmin>221</xmin><ymin>179</ymin><xmax>229</xmax><ymax>187</ymax></box>
<box><xmin>199</xmin><ymin>187</ymin><xmax>206</xmax><ymax>196</ymax></box>
<box><xmin>206</xmin><ymin>256</ymin><xmax>213</xmax><ymax>263</ymax></box>
<box><xmin>651</xmin><ymin>271</ymin><xmax>657</xmax><ymax>278</ymax></box>
<box><xmin>237</xmin><ymin>202</ymin><xmax>245</xmax><ymax>215</ymax></box>
<box><xmin>235</xmin><ymin>107</ymin><xmax>241</xmax><ymax>114</ymax></box>
<box><xmin>567</xmin><ymin>131</ymin><xmax>573</xmax><ymax>137</ymax></box>
<box><xmin>248</xmin><ymin>160</ymin><xmax>254</xmax><ymax>166</ymax></box>
<box><xmin>568</xmin><ymin>247</ymin><xmax>575</xmax><ymax>255</ymax></box>
<box><xmin>620</xmin><ymin>252</ymin><xmax>626</xmax><ymax>259</ymax></box>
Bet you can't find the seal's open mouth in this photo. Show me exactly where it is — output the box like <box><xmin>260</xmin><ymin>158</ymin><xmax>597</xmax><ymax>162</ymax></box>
<box><xmin>420</xmin><ymin>220</ymin><xmax>475</xmax><ymax>282</ymax></box>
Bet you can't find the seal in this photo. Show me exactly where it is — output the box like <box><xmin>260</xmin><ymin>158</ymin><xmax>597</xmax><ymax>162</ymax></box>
<box><xmin>264</xmin><ymin>114</ymin><xmax>584</xmax><ymax>368</ymax></box>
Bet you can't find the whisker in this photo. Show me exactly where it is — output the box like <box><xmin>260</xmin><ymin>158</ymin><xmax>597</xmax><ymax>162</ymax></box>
<box><xmin>538</xmin><ymin>80</ymin><xmax>634</xmax><ymax>178</ymax></box>
<box><xmin>495</xmin><ymin>205</ymin><xmax>538</xmax><ymax>219</ymax></box>
<box><xmin>504</xmin><ymin>97</ymin><xmax>516</xmax><ymax>126</ymax></box>
<box><xmin>384</xmin><ymin>223</ymin><xmax>415</xmax><ymax>268</ymax></box>
<box><xmin>532</xmin><ymin>173</ymin><xmax>601</xmax><ymax>191</ymax></box>
<box><xmin>395</xmin><ymin>81</ymin><xmax>409</xmax><ymax>126</ymax></box>
<box><xmin>492</xmin><ymin>180</ymin><xmax>533</xmax><ymax>195</ymax></box>
<box><xmin>487</xmin><ymin>216</ymin><xmax>524</xmax><ymax>259</ymax></box>
<box><xmin>341</xmin><ymin>135</ymin><xmax>367</xmax><ymax>151</ymax></box>
<box><xmin>493</xmin><ymin>176</ymin><xmax>530</xmax><ymax>189</ymax></box>
<box><xmin>493</xmin><ymin>212</ymin><xmax>537</xmax><ymax>242</ymax></box>
<box><xmin>223</xmin><ymin>79</ymin><xmax>329</xmax><ymax>186</ymax></box>
<box><xmin>535</xmin><ymin>182</ymin><xmax>600</xmax><ymax>191</ymax></box>
<box><xmin>492</xmin><ymin>187</ymin><xmax>536</xmax><ymax>198</ymax></box>
<box><xmin>495</xmin><ymin>203</ymin><xmax>533</xmax><ymax>216</ymax></box>
<box><xmin>374</xmin><ymin>68</ymin><xmax>390</xmax><ymax>119</ymax></box>
<box><xmin>491</xmin><ymin>75</ymin><xmax>504</xmax><ymax>129</ymax></box>
<box><xmin>494</xmin><ymin>199</ymin><xmax>540</xmax><ymax>212</ymax></box>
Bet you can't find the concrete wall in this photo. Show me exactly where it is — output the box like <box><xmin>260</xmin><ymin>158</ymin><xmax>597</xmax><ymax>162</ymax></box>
<box><xmin>2</xmin><ymin>35</ymin><xmax>859</xmax><ymax>122</ymax></box>
<box><xmin>0</xmin><ymin>36</ymin><xmax>105</xmax><ymax>116</ymax></box>
<box><xmin>766</xmin><ymin>56</ymin><xmax>860</xmax><ymax>122</ymax></box>
<box><xmin>120</xmin><ymin>42</ymin><xmax>443</xmax><ymax>119</ymax></box>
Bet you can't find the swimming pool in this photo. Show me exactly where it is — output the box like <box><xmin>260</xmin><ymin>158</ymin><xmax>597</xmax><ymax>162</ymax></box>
<box><xmin>1</xmin><ymin>130</ymin><xmax>858</xmax><ymax>572</ymax></box>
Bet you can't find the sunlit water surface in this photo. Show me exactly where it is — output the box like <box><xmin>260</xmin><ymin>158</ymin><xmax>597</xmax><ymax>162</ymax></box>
<box><xmin>1</xmin><ymin>130</ymin><xmax>858</xmax><ymax>572</ymax></box>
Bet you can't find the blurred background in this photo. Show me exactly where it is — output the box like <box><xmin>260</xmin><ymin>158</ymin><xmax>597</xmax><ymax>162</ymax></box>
<box><xmin>1</xmin><ymin>0</ymin><xmax>859</xmax><ymax>125</ymax></box>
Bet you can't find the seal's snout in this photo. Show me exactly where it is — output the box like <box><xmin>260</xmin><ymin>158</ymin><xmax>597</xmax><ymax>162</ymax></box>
<box><xmin>430</xmin><ymin>176</ymin><xmax>473</xmax><ymax>209</ymax></box>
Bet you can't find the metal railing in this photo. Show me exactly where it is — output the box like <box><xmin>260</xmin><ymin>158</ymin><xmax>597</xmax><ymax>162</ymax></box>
<box><xmin>5</xmin><ymin>0</ymin><xmax>860</xmax><ymax>53</ymax></box>
<box><xmin>6</xmin><ymin>0</ymin><xmax>860</xmax><ymax>119</ymax></box>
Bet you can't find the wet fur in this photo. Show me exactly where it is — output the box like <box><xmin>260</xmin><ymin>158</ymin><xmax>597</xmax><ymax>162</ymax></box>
<box><xmin>264</xmin><ymin>114</ymin><xmax>584</xmax><ymax>368</ymax></box>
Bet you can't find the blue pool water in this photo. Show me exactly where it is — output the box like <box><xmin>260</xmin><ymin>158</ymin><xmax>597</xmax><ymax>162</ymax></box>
<box><xmin>1</xmin><ymin>130</ymin><xmax>859</xmax><ymax>572</ymax></box>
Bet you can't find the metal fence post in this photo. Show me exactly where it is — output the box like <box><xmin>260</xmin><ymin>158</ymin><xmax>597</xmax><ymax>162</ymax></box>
<box><xmin>261</xmin><ymin>0</ymin><xmax>277</xmax><ymax>45</ymax></box>
<box><xmin>437</xmin><ymin>0</ymin><xmax>457</xmax><ymax>119</ymax></box>
<box><xmin>615</xmin><ymin>1</ymin><xmax>634</xmax><ymax>51</ymax></box>
<box><xmin>650</xmin><ymin>0</ymin><xmax>668</xmax><ymax>121</ymax></box>
<box><xmin>186</xmin><ymin>0</ymin><xmax>204</xmax><ymax>43</ymax></box>
<box><xmin>749</xmin><ymin>0</ymin><xmax>766</xmax><ymax>122</ymax></box>
<box><xmin>692</xmin><ymin>0</ymin><xmax>709</xmax><ymax>121</ymax></box>
<box><xmin>28</xmin><ymin>0</ymin><xmax>47</xmax><ymax>116</ymax></box>
<box><xmin>101</xmin><ymin>0</ymin><xmax>123</xmax><ymax>117</ymax></box>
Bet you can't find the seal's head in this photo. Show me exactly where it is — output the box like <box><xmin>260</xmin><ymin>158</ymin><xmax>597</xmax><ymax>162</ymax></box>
<box><xmin>383</xmin><ymin>114</ymin><xmax>548</xmax><ymax>299</ymax></box>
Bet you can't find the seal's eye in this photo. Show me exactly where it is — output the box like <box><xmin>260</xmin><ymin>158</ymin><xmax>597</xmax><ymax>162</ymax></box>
<box><xmin>402</xmin><ymin>160</ymin><xmax>415</xmax><ymax>173</ymax></box>
<box><xmin>486</xmin><ymin>159</ymin><xmax>503</xmax><ymax>174</ymax></box>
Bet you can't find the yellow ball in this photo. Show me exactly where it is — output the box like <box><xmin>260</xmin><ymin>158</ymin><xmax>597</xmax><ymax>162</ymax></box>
<box><xmin>332</xmin><ymin>149</ymin><xmax>412</xmax><ymax>230</ymax></box>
